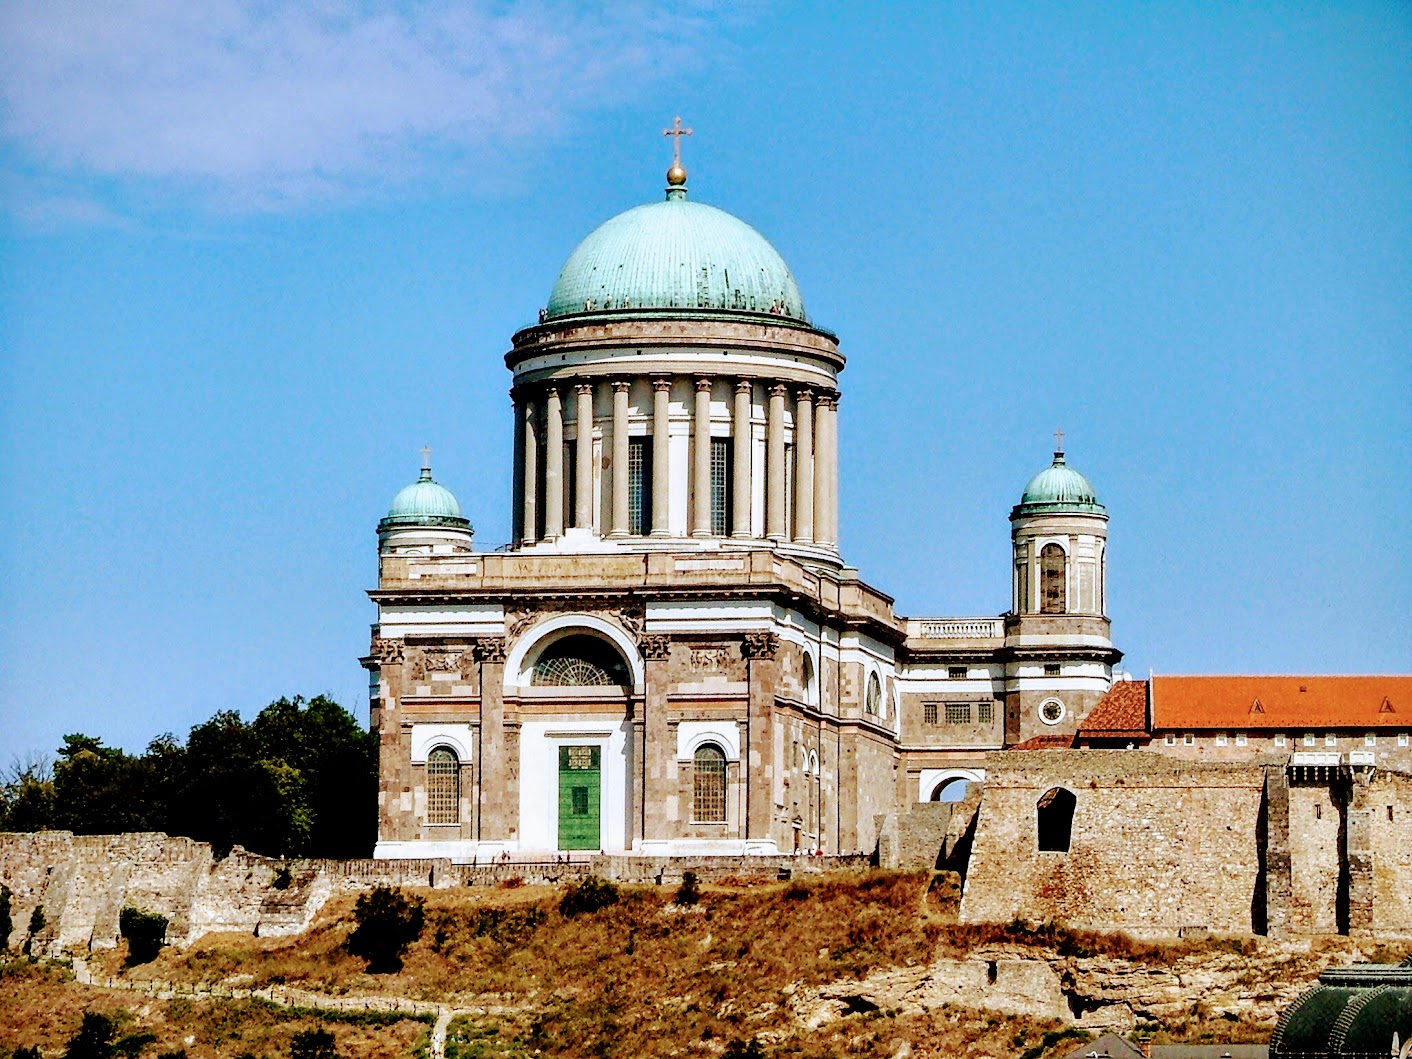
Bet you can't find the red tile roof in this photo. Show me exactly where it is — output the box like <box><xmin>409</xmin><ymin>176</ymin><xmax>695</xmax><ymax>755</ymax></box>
<box><xmin>1010</xmin><ymin>733</ymin><xmax>1075</xmax><ymax>750</ymax></box>
<box><xmin>1078</xmin><ymin>679</ymin><xmax>1149</xmax><ymax>736</ymax></box>
<box><xmin>1151</xmin><ymin>676</ymin><xmax>1412</xmax><ymax>730</ymax></box>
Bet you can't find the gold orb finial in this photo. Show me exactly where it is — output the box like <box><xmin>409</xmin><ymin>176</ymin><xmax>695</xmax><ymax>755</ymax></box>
<box><xmin>667</xmin><ymin>162</ymin><xmax>687</xmax><ymax>186</ymax></box>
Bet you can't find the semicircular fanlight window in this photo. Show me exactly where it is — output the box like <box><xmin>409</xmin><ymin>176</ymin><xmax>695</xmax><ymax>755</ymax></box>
<box><xmin>532</xmin><ymin>634</ymin><xmax>630</xmax><ymax>687</ymax></box>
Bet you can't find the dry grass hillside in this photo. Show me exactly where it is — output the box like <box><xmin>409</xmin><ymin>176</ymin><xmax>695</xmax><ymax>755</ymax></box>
<box><xmin>1</xmin><ymin>869</ymin><xmax>1380</xmax><ymax>1059</ymax></box>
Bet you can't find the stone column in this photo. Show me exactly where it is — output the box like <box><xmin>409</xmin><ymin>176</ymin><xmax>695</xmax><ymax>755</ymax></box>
<box><xmin>651</xmin><ymin>378</ymin><xmax>671</xmax><ymax>536</ymax></box>
<box><xmin>766</xmin><ymin>383</ymin><xmax>787</xmax><ymax>541</ymax></box>
<box><xmin>511</xmin><ymin>392</ymin><xmax>525</xmax><ymax>545</ymax></box>
<box><xmin>814</xmin><ymin>393</ymin><xmax>836</xmax><ymax>548</ymax></box>
<box><xmin>691</xmin><ymin>376</ymin><xmax>712</xmax><ymax>537</ymax></box>
<box><xmin>574</xmin><ymin>382</ymin><xmax>594</xmax><ymax>531</ymax></box>
<box><xmin>544</xmin><ymin>387</ymin><xmax>564</xmax><ymax>539</ymax></box>
<box><xmin>609</xmin><ymin>381</ymin><xmax>630</xmax><ymax>538</ymax></box>
<box><xmin>731</xmin><ymin>380</ymin><xmax>752</xmax><ymax>538</ymax></box>
<box><xmin>793</xmin><ymin>387</ymin><xmax>814</xmax><ymax>544</ymax></box>
<box><xmin>523</xmin><ymin>398</ymin><xmax>539</xmax><ymax>545</ymax></box>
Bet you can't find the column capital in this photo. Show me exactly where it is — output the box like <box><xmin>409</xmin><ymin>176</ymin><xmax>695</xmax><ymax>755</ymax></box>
<box><xmin>652</xmin><ymin>376</ymin><xmax>672</xmax><ymax>393</ymax></box>
<box><xmin>612</xmin><ymin>379</ymin><xmax>631</xmax><ymax>394</ymax></box>
<box><xmin>795</xmin><ymin>386</ymin><xmax>814</xmax><ymax>402</ymax></box>
<box><xmin>694</xmin><ymin>375</ymin><xmax>713</xmax><ymax>392</ymax></box>
<box><xmin>575</xmin><ymin>381</ymin><xmax>594</xmax><ymax>396</ymax></box>
<box><xmin>769</xmin><ymin>382</ymin><xmax>789</xmax><ymax>398</ymax></box>
<box><xmin>735</xmin><ymin>378</ymin><xmax>753</xmax><ymax>394</ymax></box>
<box><xmin>546</xmin><ymin>384</ymin><xmax>562</xmax><ymax>401</ymax></box>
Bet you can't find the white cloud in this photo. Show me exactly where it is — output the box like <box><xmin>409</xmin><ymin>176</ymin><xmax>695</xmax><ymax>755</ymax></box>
<box><xmin>0</xmin><ymin>0</ymin><xmax>724</xmax><ymax>216</ymax></box>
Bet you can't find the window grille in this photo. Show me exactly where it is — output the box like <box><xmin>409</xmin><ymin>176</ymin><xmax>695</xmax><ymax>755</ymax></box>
<box><xmin>923</xmin><ymin>702</ymin><xmax>939</xmax><ymax>725</ymax></box>
<box><xmin>532</xmin><ymin>634</ymin><xmax>629</xmax><ymax>686</ymax></box>
<box><xmin>945</xmin><ymin>703</ymin><xmax>971</xmax><ymax>725</ymax></box>
<box><xmin>1325</xmin><ymin>733</ymin><xmax>1337</xmax><ymax>747</ymax></box>
<box><xmin>693</xmin><ymin>745</ymin><xmax>727</xmax><ymax>823</ymax></box>
<box><xmin>1165</xmin><ymin>733</ymin><xmax>1176</xmax><ymax>746</ymax></box>
<box><xmin>1365</xmin><ymin>732</ymin><xmax>1377</xmax><ymax>747</ymax></box>
<box><xmin>1275</xmin><ymin>734</ymin><xmax>1287</xmax><ymax>747</ymax></box>
<box><xmin>948</xmin><ymin>666</ymin><xmax>967</xmax><ymax>679</ymax></box>
<box><xmin>1183</xmin><ymin>733</ymin><xmax>1195</xmax><ymax>746</ymax></box>
<box><xmin>710</xmin><ymin>437</ymin><xmax>731</xmax><ymax>535</ymax></box>
<box><xmin>1216</xmin><ymin>733</ymin><xmax>1227</xmax><ymax>746</ymax></box>
<box><xmin>1304</xmin><ymin>732</ymin><xmax>1316</xmax><ymax>746</ymax></box>
<box><xmin>1040</xmin><ymin>544</ymin><xmax>1066</xmax><ymax>614</ymax></box>
<box><xmin>628</xmin><ymin>438</ymin><xmax>651</xmax><ymax>535</ymax></box>
<box><xmin>426</xmin><ymin>747</ymin><xmax>459</xmax><ymax>825</ymax></box>
<box><xmin>978</xmin><ymin>702</ymin><xmax>994</xmax><ymax>725</ymax></box>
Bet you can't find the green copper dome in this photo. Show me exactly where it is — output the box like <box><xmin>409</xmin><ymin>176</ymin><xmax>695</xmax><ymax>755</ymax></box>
<box><xmin>380</xmin><ymin>458</ymin><xmax>470</xmax><ymax>531</ymax></box>
<box><xmin>1012</xmin><ymin>449</ymin><xmax>1106</xmax><ymax>518</ymax></box>
<box><xmin>1271</xmin><ymin>963</ymin><xmax>1412</xmax><ymax>1057</ymax></box>
<box><xmin>544</xmin><ymin>183</ymin><xmax>807</xmax><ymax>323</ymax></box>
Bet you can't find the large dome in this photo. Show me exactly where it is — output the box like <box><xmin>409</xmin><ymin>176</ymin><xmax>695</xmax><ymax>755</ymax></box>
<box><xmin>545</xmin><ymin>189</ymin><xmax>807</xmax><ymax>323</ymax></box>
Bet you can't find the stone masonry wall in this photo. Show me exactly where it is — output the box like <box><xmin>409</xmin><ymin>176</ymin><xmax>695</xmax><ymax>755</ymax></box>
<box><xmin>959</xmin><ymin>751</ymin><xmax>1266</xmax><ymax>935</ymax></box>
<box><xmin>1368</xmin><ymin>770</ymin><xmax>1412</xmax><ymax>936</ymax></box>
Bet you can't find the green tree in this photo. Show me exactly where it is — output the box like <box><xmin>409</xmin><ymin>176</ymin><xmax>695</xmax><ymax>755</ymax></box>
<box><xmin>119</xmin><ymin>906</ymin><xmax>168</xmax><ymax>965</ymax></box>
<box><xmin>52</xmin><ymin>735</ymin><xmax>160</xmax><ymax>835</ymax></box>
<box><xmin>1</xmin><ymin>755</ymin><xmax>56</xmax><ymax>832</ymax></box>
<box><xmin>346</xmin><ymin>885</ymin><xmax>424</xmax><ymax>973</ymax></box>
<box><xmin>63</xmin><ymin>1011</ymin><xmax>116</xmax><ymax>1059</ymax></box>
<box><xmin>0</xmin><ymin>884</ymin><xmax>12</xmax><ymax>950</ymax></box>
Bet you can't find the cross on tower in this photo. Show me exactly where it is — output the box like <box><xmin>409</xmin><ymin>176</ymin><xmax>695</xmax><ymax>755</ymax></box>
<box><xmin>1053</xmin><ymin>428</ymin><xmax>1065</xmax><ymax>454</ymax></box>
<box><xmin>662</xmin><ymin>115</ymin><xmax>693</xmax><ymax>168</ymax></box>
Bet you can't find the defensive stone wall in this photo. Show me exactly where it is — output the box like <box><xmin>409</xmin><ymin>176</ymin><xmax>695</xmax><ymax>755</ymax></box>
<box><xmin>0</xmin><ymin>832</ymin><xmax>872</xmax><ymax>957</ymax></box>
<box><xmin>1368</xmin><ymin>769</ymin><xmax>1412</xmax><ymax>936</ymax></box>
<box><xmin>959</xmin><ymin>751</ymin><xmax>1267</xmax><ymax>935</ymax></box>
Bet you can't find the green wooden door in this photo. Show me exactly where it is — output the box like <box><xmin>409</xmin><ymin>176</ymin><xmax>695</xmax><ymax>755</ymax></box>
<box><xmin>558</xmin><ymin>745</ymin><xmax>602</xmax><ymax>850</ymax></box>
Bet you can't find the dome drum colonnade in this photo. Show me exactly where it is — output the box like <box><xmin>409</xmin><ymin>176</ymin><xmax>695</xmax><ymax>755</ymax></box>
<box><xmin>508</xmin><ymin>369</ymin><xmax>840</xmax><ymax>550</ymax></box>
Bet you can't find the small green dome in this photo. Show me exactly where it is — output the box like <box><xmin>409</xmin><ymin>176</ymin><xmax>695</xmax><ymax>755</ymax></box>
<box><xmin>1013</xmin><ymin>450</ymin><xmax>1106</xmax><ymax>518</ymax></box>
<box><xmin>544</xmin><ymin>184</ymin><xmax>807</xmax><ymax>323</ymax></box>
<box><xmin>1271</xmin><ymin>963</ymin><xmax>1412</xmax><ymax>1056</ymax></box>
<box><xmin>380</xmin><ymin>460</ymin><xmax>469</xmax><ymax>531</ymax></box>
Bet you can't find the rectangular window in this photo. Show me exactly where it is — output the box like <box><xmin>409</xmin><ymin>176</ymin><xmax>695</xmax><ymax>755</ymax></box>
<box><xmin>710</xmin><ymin>437</ymin><xmax>731</xmax><ymax>535</ymax></box>
<box><xmin>1366</xmin><ymin>732</ymin><xmax>1377</xmax><ymax>747</ymax></box>
<box><xmin>1304</xmin><ymin>733</ymin><xmax>1316</xmax><ymax>747</ymax></box>
<box><xmin>1275</xmin><ymin>733</ymin><xmax>1287</xmax><ymax>747</ymax></box>
<box><xmin>948</xmin><ymin>666</ymin><xmax>967</xmax><ymax>679</ymax></box>
<box><xmin>628</xmin><ymin>437</ymin><xmax>651</xmax><ymax>535</ymax></box>
<box><xmin>1165</xmin><ymin>733</ymin><xmax>1176</xmax><ymax>746</ymax></box>
<box><xmin>1325</xmin><ymin>733</ymin><xmax>1337</xmax><ymax>747</ymax></box>
<box><xmin>1183</xmin><ymin>733</ymin><xmax>1195</xmax><ymax>746</ymax></box>
<box><xmin>978</xmin><ymin>702</ymin><xmax>994</xmax><ymax>725</ymax></box>
<box><xmin>945</xmin><ymin>703</ymin><xmax>971</xmax><ymax>725</ymax></box>
<box><xmin>1044</xmin><ymin>663</ymin><xmax>1061</xmax><ymax>677</ymax></box>
<box><xmin>923</xmin><ymin>702</ymin><xmax>939</xmax><ymax>725</ymax></box>
<box><xmin>1315</xmin><ymin>803</ymin><xmax>1322</xmax><ymax>820</ymax></box>
<box><xmin>1389</xmin><ymin>806</ymin><xmax>1395</xmax><ymax>823</ymax></box>
<box><xmin>1236</xmin><ymin>732</ymin><xmax>1247</xmax><ymax>746</ymax></box>
<box><xmin>1401</xmin><ymin>733</ymin><xmax>1409</xmax><ymax>747</ymax></box>
<box><xmin>1216</xmin><ymin>733</ymin><xmax>1228</xmax><ymax>746</ymax></box>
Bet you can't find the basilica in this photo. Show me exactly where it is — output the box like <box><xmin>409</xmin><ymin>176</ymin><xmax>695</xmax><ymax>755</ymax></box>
<box><xmin>364</xmin><ymin>140</ymin><xmax>1122</xmax><ymax>861</ymax></box>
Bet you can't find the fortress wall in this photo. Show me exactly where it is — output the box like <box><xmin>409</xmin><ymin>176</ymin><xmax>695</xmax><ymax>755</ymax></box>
<box><xmin>958</xmin><ymin>751</ymin><xmax>1266</xmax><ymax>935</ymax></box>
<box><xmin>1369</xmin><ymin>771</ymin><xmax>1412</xmax><ymax>936</ymax></box>
<box><xmin>1287</xmin><ymin>784</ymin><xmax>1343</xmax><ymax>935</ymax></box>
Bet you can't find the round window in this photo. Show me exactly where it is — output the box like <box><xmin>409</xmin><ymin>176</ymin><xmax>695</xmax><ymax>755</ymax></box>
<box><xmin>1039</xmin><ymin>698</ymin><xmax>1066</xmax><ymax>726</ymax></box>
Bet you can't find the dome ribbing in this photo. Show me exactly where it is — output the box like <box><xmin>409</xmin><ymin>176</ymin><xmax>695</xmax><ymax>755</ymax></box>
<box><xmin>380</xmin><ymin>461</ymin><xmax>469</xmax><ymax>531</ymax></box>
<box><xmin>1012</xmin><ymin>450</ymin><xmax>1106</xmax><ymax>518</ymax></box>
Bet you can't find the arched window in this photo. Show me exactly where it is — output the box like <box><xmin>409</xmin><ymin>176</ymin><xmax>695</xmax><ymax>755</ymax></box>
<box><xmin>801</xmin><ymin>652</ymin><xmax>817</xmax><ymax>706</ymax></box>
<box><xmin>1040</xmin><ymin>544</ymin><xmax>1067</xmax><ymax>614</ymax></box>
<box><xmin>532</xmin><ymin>634</ymin><xmax>631</xmax><ymax>686</ymax></box>
<box><xmin>1036</xmin><ymin>787</ymin><xmax>1076</xmax><ymax>852</ymax></box>
<box><xmin>427</xmin><ymin>747</ymin><xmax>460</xmax><ymax>825</ymax></box>
<box><xmin>866</xmin><ymin>673</ymin><xmax>882</xmax><ymax>716</ymax></box>
<box><xmin>931</xmin><ymin>777</ymin><xmax>969</xmax><ymax>803</ymax></box>
<box><xmin>693</xmin><ymin>744</ymin><xmax>727</xmax><ymax>823</ymax></box>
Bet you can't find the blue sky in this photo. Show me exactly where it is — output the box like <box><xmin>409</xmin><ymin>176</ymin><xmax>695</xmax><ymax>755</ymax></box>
<box><xmin>1</xmin><ymin>1</ymin><xmax>1408</xmax><ymax>757</ymax></box>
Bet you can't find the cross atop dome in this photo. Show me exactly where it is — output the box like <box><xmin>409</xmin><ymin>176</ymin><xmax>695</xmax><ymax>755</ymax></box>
<box><xmin>663</xmin><ymin>115</ymin><xmax>692</xmax><ymax>195</ymax></box>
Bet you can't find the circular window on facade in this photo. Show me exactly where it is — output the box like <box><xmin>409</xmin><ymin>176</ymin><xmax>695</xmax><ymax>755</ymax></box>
<box><xmin>1038</xmin><ymin>698</ymin><xmax>1066</xmax><ymax>726</ymax></box>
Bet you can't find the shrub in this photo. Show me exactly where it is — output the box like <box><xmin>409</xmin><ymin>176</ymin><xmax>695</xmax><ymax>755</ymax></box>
<box><xmin>290</xmin><ymin>1028</ymin><xmax>338</xmax><ymax>1059</ymax></box>
<box><xmin>119</xmin><ymin>906</ymin><xmax>168</xmax><ymax>966</ymax></box>
<box><xmin>674</xmin><ymin>870</ymin><xmax>701</xmax><ymax>907</ymax></box>
<box><xmin>63</xmin><ymin>1011</ymin><xmax>116</xmax><ymax>1059</ymax></box>
<box><xmin>0</xmin><ymin>884</ymin><xmax>11</xmax><ymax>950</ymax></box>
<box><xmin>346</xmin><ymin>886</ymin><xmax>424</xmax><ymax>973</ymax></box>
<box><xmin>722</xmin><ymin>1039</ymin><xmax>766</xmax><ymax>1059</ymax></box>
<box><xmin>22</xmin><ymin>904</ymin><xmax>45</xmax><ymax>955</ymax></box>
<box><xmin>558</xmin><ymin>876</ymin><xmax>619</xmax><ymax>918</ymax></box>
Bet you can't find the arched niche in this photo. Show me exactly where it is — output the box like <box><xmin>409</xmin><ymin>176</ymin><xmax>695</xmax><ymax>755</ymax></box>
<box><xmin>505</xmin><ymin>614</ymin><xmax>645</xmax><ymax>694</ymax></box>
